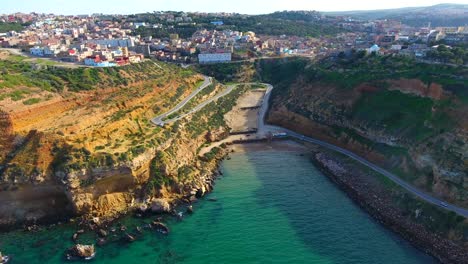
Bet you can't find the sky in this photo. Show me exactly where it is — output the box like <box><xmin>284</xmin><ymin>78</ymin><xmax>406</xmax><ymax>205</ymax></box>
<box><xmin>1</xmin><ymin>0</ymin><xmax>467</xmax><ymax>15</ymax></box>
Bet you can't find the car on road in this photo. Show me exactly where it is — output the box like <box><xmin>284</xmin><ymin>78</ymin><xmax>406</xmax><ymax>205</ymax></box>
<box><xmin>440</xmin><ymin>202</ymin><xmax>448</xmax><ymax>208</ymax></box>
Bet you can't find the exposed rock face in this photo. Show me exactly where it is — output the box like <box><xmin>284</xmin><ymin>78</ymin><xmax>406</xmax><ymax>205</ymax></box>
<box><xmin>268</xmin><ymin>77</ymin><xmax>467</xmax><ymax>207</ymax></box>
<box><xmin>387</xmin><ymin>79</ymin><xmax>444</xmax><ymax>100</ymax></box>
<box><xmin>313</xmin><ymin>152</ymin><xmax>468</xmax><ymax>264</ymax></box>
<box><xmin>0</xmin><ymin>60</ymin><xmax>231</xmax><ymax>228</ymax></box>
<box><xmin>150</xmin><ymin>198</ymin><xmax>171</xmax><ymax>213</ymax></box>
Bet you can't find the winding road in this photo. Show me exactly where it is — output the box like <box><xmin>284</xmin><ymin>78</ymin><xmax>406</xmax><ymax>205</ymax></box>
<box><xmin>151</xmin><ymin>76</ymin><xmax>468</xmax><ymax>217</ymax></box>
<box><xmin>151</xmin><ymin>76</ymin><xmax>212</xmax><ymax>126</ymax></box>
<box><xmin>256</xmin><ymin>86</ymin><xmax>468</xmax><ymax>217</ymax></box>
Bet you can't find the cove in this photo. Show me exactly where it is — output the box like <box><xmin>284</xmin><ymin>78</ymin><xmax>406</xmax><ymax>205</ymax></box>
<box><xmin>0</xmin><ymin>143</ymin><xmax>435</xmax><ymax>263</ymax></box>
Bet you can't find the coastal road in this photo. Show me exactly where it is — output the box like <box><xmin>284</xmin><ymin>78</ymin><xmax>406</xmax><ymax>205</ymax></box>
<box><xmin>149</xmin><ymin>74</ymin><xmax>468</xmax><ymax>217</ymax></box>
<box><xmin>255</xmin><ymin>85</ymin><xmax>468</xmax><ymax>218</ymax></box>
<box><xmin>161</xmin><ymin>84</ymin><xmax>237</xmax><ymax>124</ymax></box>
<box><xmin>267</xmin><ymin>125</ymin><xmax>468</xmax><ymax>217</ymax></box>
<box><xmin>153</xmin><ymin>81</ymin><xmax>268</xmax><ymax>126</ymax></box>
<box><xmin>151</xmin><ymin>76</ymin><xmax>212</xmax><ymax>126</ymax></box>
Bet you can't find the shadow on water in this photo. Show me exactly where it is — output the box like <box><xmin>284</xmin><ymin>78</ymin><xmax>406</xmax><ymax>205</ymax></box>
<box><xmin>243</xmin><ymin>146</ymin><xmax>436</xmax><ymax>264</ymax></box>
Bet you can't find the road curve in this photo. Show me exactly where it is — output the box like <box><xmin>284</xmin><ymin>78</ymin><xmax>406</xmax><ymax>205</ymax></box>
<box><xmin>149</xmin><ymin>75</ymin><xmax>468</xmax><ymax>217</ymax></box>
<box><xmin>256</xmin><ymin>85</ymin><xmax>468</xmax><ymax>218</ymax></box>
<box><xmin>151</xmin><ymin>76</ymin><xmax>212</xmax><ymax>126</ymax></box>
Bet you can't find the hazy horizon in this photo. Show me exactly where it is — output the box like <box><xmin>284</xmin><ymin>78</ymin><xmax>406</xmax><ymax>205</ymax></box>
<box><xmin>1</xmin><ymin>1</ymin><xmax>467</xmax><ymax>16</ymax></box>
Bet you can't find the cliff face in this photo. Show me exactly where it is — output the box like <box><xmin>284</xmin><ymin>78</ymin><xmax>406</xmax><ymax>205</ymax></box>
<box><xmin>0</xmin><ymin>57</ymin><xmax>230</xmax><ymax>227</ymax></box>
<box><xmin>263</xmin><ymin>57</ymin><xmax>468</xmax><ymax>207</ymax></box>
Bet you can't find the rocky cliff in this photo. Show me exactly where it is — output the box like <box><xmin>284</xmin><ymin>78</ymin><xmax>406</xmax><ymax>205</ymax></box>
<box><xmin>0</xmin><ymin>54</ymin><xmax>232</xmax><ymax>228</ymax></box>
<box><xmin>261</xmin><ymin>56</ymin><xmax>468</xmax><ymax>208</ymax></box>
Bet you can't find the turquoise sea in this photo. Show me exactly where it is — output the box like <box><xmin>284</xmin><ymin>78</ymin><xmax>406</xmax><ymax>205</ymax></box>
<box><xmin>0</xmin><ymin>143</ymin><xmax>435</xmax><ymax>263</ymax></box>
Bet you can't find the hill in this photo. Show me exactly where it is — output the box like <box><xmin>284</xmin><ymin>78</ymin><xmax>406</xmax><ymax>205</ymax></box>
<box><xmin>0</xmin><ymin>51</ymin><xmax>235</xmax><ymax>227</ymax></box>
<box><xmin>327</xmin><ymin>3</ymin><xmax>468</xmax><ymax>27</ymax></box>
<box><xmin>132</xmin><ymin>11</ymin><xmax>343</xmax><ymax>39</ymax></box>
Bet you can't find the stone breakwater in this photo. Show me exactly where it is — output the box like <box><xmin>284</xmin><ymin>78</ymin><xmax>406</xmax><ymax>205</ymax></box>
<box><xmin>313</xmin><ymin>152</ymin><xmax>468</xmax><ymax>264</ymax></box>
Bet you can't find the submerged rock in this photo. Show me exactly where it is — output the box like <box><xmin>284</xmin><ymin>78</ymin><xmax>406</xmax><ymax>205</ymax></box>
<box><xmin>152</xmin><ymin>221</ymin><xmax>170</xmax><ymax>234</ymax></box>
<box><xmin>97</xmin><ymin>229</ymin><xmax>108</xmax><ymax>237</ymax></box>
<box><xmin>136</xmin><ymin>226</ymin><xmax>143</xmax><ymax>234</ymax></box>
<box><xmin>187</xmin><ymin>205</ymin><xmax>194</xmax><ymax>214</ymax></box>
<box><xmin>96</xmin><ymin>238</ymin><xmax>107</xmax><ymax>247</ymax></box>
<box><xmin>124</xmin><ymin>233</ymin><xmax>136</xmax><ymax>242</ymax></box>
<box><xmin>66</xmin><ymin>244</ymin><xmax>96</xmax><ymax>261</ymax></box>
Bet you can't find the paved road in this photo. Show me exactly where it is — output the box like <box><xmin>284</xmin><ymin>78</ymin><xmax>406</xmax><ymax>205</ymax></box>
<box><xmin>255</xmin><ymin>85</ymin><xmax>468</xmax><ymax>218</ymax></box>
<box><xmin>161</xmin><ymin>84</ymin><xmax>237</xmax><ymax>124</ymax></box>
<box><xmin>153</xmin><ymin>82</ymin><xmax>268</xmax><ymax>126</ymax></box>
<box><xmin>150</xmin><ymin>76</ymin><xmax>468</xmax><ymax>217</ymax></box>
<box><xmin>267</xmin><ymin>125</ymin><xmax>468</xmax><ymax>217</ymax></box>
<box><xmin>151</xmin><ymin>76</ymin><xmax>212</xmax><ymax>126</ymax></box>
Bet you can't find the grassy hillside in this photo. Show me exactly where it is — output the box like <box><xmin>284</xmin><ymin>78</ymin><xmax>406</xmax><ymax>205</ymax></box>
<box><xmin>0</xmin><ymin>22</ymin><xmax>24</xmax><ymax>33</ymax></box>
<box><xmin>326</xmin><ymin>4</ymin><xmax>468</xmax><ymax>27</ymax></box>
<box><xmin>261</xmin><ymin>56</ymin><xmax>467</xmax><ymax>203</ymax></box>
<box><xmin>133</xmin><ymin>11</ymin><xmax>343</xmax><ymax>38</ymax></box>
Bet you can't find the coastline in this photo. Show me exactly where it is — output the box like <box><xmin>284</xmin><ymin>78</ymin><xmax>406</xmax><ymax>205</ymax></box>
<box><xmin>1</xmin><ymin>139</ymin><xmax>464</xmax><ymax>264</ymax></box>
<box><xmin>311</xmin><ymin>151</ymin><xmax>468</xmax><ymax>264</ymax></box>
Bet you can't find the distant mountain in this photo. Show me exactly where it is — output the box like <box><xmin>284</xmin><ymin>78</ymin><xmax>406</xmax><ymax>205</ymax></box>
<box><xmin>326</xmin><ymin>3</ymin><xmax>468</xmax><ymax>27</ymax></box>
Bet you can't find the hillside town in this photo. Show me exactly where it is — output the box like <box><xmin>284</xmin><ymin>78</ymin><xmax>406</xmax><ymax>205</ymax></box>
<box><xmin>0</xmin><ymin>11</ymin><xmax>467</xmax><ymax>67</ymax></box>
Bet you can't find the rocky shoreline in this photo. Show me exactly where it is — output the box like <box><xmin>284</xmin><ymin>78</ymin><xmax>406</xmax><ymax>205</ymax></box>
<box><xmin>312</xmin><ymin>152</ymin><xmax>468</xmax><ymax>264</ymax></box>
<box><xmin>0</xmin><ymin>145</ymin><xmax>230</xmax><ymax>235</ymax></box>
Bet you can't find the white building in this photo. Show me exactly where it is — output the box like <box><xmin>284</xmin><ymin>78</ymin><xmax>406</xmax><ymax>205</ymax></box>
<box><xmin>198</xmin><ymin>53</ymin><xmax>232</xmax><ymax>64</ymax></box>
<box><xmin>367</xmin><ymin>44</ymin><xmax>380</xmax><ymax>54</ymax></box>
<box><xmin>87</xmin><ymin>38</ymin><xmax>136</xmax><ymax>48</ymax></box>
<box><xmin>30</xmin><ymin>46</ymin><xmax>44</xmax><ymax>56</ymax></box>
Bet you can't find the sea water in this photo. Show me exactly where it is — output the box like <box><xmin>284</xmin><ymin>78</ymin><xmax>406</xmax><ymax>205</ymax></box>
<box><xmin>0</xmin><ymin>144</ymin><xmax>435</xmax><ymax>263</ymax></box>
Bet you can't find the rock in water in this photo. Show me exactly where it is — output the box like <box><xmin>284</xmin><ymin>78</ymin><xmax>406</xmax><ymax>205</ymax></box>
<box><xmin>97</xmin><ymin>238</ymin><xmax>107</xmax><ymax>247</ymax></box>
<box><xmin>66</xmin><ymin>244</ymin><xmax>96</xmax><ymax>260</ymax></box>
<box><xmin>136</xmin><ymin>226</ymin><xmax>143</xmax><ymax>234</ymax></box>
<box><xmin>97</xmin><ymin>229</ymin><xmax>108</xmax><ymax>237</ymax></box>
<box><xmin>124</xmin><ymin>233</ymin><xmax>136</xmax><ymax>242</ymax></box>
<box><xmin>152</xmin><ymin>221</ymin><xmax>170</xmax><ymax>234</ymax></box>
<box><xmin>187</xmin><ymin>205</ymin><xmax>194</xmax><ymax>214</ymax></box>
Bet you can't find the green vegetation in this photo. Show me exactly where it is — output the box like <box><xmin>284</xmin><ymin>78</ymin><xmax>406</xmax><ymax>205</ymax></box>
<box><xmin>146</xmin><ymin>151</ymin><xmax>173</xmax><ymax>195</ymax></box>
<box><xmin>334</xmin><ymin>149</ymin><xmax>467</xmax><ymax>246</ymax></box>
<box><xmin>164</xmin><ymin>81</ymin><xmax>219</xmax><ymax>121</ymax></box>
<box><xmin>202</xmin><ymin>146</ymin><xmax>222</xmax><ymax>162</ymax></box>
<box><xmin>0</xmin><ymin>22</ymin><xmax>24</xmax><ymax>33</ymax></box>
<box><xmin>129</xmin><ymin>11</ymin><xmax>342</xmax><ymax>38</ymax></box>
<box><xmin>22</xmin><ymin>98</ymin><xmax>41</xmax><ymax>105</ymax></box>
<box><xmin>0</xmin><ymin>60</ymin><xmax>164</xmax><ymax>93</ymax></box>
<box><xmin>426</xmin><ymin>44</ymin><xmax>468</xmax><ymax>65</ymax></box>
<box><xmin>197</xmin><ymin>63</ymin><xmax>250</xmax><ymax>83</ymax></box>
<box><xmin>185</xmin><ymin>84</ymin><xmax>249</xmax><ymax>137</ymax></box>
<box><xmin>352</xmin><ymin>90</ymin><xmax>453</xmax><ymax>141</ymax></box>
<box><xmin>218</xmin><ymin>14</ymin><xmax>343</xmax><ymax>37</ymax></box>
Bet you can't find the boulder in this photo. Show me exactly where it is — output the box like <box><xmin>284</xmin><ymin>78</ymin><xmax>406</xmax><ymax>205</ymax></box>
<box><xmin>152</xmin><ymin>221</ymin><xmax>170</xmax><ymax>234</ymax></box>
<box><xmin>66</xmin><ymin>244</ymin><xmax>96</xmax><ymax>260</ymax></box>
<box><xmin>187</xmin><ymin>205</ymin><xmax>194</xmax><ymax>214</ymax></box>
<box><xmin>97</xmin><ymin>229</ymin><xmax>107</xmax><ymax>237</ymax></box>
<box><xmin>96</xmin><ymin>238</ymin><xmax>107</xmax><ymax>247</ymax></box>
<box><xmin>150</xmin><ymin>199</ymin><xmax>172</xmax><ymax>214</ymax></box>
<box><xmin>124</xmin><ymin>233</ymin><xmax>136</xmax><ymax>242</ymax></box>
